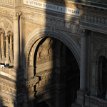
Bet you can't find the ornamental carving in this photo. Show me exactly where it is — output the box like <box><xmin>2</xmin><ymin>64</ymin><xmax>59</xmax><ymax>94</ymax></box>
<box><xmin>0</xmin><ymin>17</ymin><xmax>13</xmax><ymax>34</ymax></box>
<box><xmin>37</xmin><ymin>38</ymin><xmax>53</xmax><ymax>62</ymax></box>
<box><xmin>23</xmin><ymin>13</ymin><xmax>81</xmax><ymax>35</ymax></box>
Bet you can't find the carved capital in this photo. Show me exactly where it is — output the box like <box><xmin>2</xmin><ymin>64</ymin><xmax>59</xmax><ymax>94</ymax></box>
<box><xmin>14</xmin><ymin>11</ymin><xmax>22</xmax><ymax>20</ymax></box>
<box><xmin>16</xmin><ymin>11</ymin><xmax>22</xmax><ymax>17</ymax></box>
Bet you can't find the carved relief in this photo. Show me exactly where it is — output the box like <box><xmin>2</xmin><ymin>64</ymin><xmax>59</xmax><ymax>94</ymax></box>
<box><xmin>37</xmin><ymin>38</ymin><xmax>53</xmax><ymax>62</ymax></box>
<box><xmin>28</xmin><ymin>38</ymin><xmax>57</xmax><ymax>96</ymax></box>
<box><xmin>36</xmin><ymin>70</ymin><xmax>52</xmax><ymax>93</ymax></box>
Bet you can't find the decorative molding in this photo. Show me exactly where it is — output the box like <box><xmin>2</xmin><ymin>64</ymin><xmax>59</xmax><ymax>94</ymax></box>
<box><xmin>23</xmin><ymin>0</ymin><xmax>81</xmax><ymax>16</ymax></box>
<box><xmin>81</xmin><ymin>15</ymin><xmax>107</xmax><ymax>26</ymax></box>
<box><xmin>25</xmin><ymin>29</ymin><xmax>80</xmax><ymax>68</ymax></box>
<box><xmin>23</xmin><ymin>13</ymin><xmax>82</xmax><ymax>35</ymax></box>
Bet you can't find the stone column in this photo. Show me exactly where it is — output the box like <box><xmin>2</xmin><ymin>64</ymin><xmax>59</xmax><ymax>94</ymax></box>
<box><xmin>10</xmin><ymin>33</ymin><xmax>14</xmax><ymax>66</ymax></box>
<box><xmin>5</xmin><ymin>35</ymin><xmax>9</xmax><ymax>65</ymax></box>
<box><xmin>13</xmin><ymin>13</ymin><xmax>20</xmax><ymax>68</ymax></box>
<box><xmin>80</xmin><ymin>29</ymin><xmax>88</xmax><ymax>91</ymax></box>
<box><xmin>1</xmin><ymin>32</ymin><xmax>5</xmax><ymax>64</ymax></box>
<box><xmin>77</xmin><ymin>29</ymin><xmax>89</xmax><ymax>107</ymax></box>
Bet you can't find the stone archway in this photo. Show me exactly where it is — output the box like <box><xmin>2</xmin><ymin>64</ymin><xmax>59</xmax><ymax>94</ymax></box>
<box><xmin>25</xmin><ymin>29</ymin><xmax>80</xmax><ymax>67</ymax></box>
<box><xmin>26</xmin><ymin>36</ymin><xmax>80</xmax><ymax>107</ymax></box>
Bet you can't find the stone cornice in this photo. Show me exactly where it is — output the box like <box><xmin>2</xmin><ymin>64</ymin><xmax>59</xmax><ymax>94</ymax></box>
<box><xmin>22</xmin><ymin>8</ymin><xmax>107</xmax><ymax>35</ymax></box>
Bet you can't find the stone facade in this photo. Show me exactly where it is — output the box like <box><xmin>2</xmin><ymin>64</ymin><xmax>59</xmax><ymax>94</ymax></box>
<box><xmin>0</xmin><ymin>0</ymin><xmax>107</xmax><ymax>107</ymax></box>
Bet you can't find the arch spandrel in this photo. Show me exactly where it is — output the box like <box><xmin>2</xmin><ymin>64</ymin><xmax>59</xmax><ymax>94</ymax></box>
<box><xmin>25</xmin><ymin>29</ymin><xmax>80</xmax><ymax>67</ymax></box>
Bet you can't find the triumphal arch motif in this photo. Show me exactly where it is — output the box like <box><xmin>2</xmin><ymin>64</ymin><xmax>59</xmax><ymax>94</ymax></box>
<box><xmin>0</xmin><ymin>0</ymin><xmax>107</xmax><ymax>107</ymax></box>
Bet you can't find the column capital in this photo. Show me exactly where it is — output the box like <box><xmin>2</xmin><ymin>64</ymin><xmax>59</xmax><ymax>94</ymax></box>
<box><xmin>16</xmin><ymin>11</ymin><xmax>22</xmax><ymax>17</ymax></box>
<box><xmin>14</xmin><ymin>11</ymin><xmax>22</xmax><ymax>20</ymax></box>
<box><xmin>81</xmin><ymin>29</ymin><xmax>91</xmax><ymax>37</ymax></box>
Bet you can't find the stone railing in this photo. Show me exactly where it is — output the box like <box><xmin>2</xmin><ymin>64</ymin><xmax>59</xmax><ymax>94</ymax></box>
<box><xmin>80</xmin><ymin>14</ymin><xmax>107</xmax><ymax>34</ymax></box>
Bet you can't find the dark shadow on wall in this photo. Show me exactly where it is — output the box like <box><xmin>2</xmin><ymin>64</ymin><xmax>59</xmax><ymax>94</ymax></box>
<box><xmin>0</xmin><ymin>97</ymin><xmax>5</xmax><ymax>107</ymax></box>
<box><xmin>15</xmin><ymin>15</ymin><xmax>28</xmax><ymax>107</ymax></box>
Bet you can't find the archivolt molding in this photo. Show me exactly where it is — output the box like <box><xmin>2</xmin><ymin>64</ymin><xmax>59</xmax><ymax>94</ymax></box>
<box><xmin>0</xmin><ymin>17</ymin><xmax>13</xmax><ymax>34</ymax></box>
<box><xmin>25</xmin><ymin>29</ymin><xmax>80</xmax><ymax>67</ymax></box>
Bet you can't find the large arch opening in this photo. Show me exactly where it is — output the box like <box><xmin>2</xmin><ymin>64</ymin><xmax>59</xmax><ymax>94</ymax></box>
<box><xmin>27</xmin><ymin>35</ymin><xmax>80</xmax><ymax>107</ymax></box>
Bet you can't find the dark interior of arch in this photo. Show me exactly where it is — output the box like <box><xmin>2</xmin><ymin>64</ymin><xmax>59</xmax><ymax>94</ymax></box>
<box><xmin>98</xmin><ymin>56</ymin><xmax>107</xmax><ymax>99</ymax></box>
<box><xmin>34</xmin><ymin>101</ymin><xmax>49</xmax><ymax>107</ymax></box>
<box><xmin>33</xmin><ymin>37</ymin><xmax>80</xmax><ymax>107</ymax></box>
